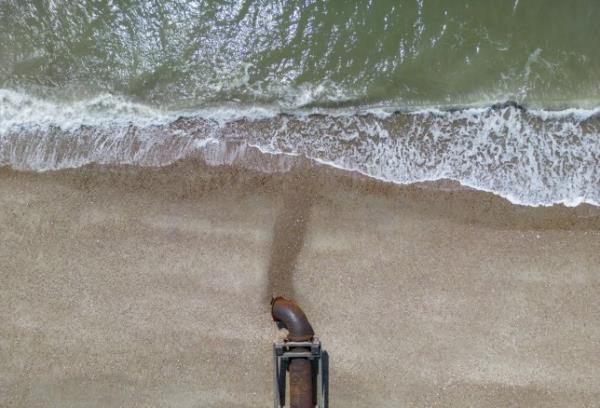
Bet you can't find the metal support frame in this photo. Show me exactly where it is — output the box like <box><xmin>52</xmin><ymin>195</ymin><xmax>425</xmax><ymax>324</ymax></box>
<box><xmin>273</xmin><ymin>338</ymin><xmax>328</xmax><ymax>408</ymax></box>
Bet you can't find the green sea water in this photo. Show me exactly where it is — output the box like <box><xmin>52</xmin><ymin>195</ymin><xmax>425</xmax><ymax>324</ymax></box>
<box><xmin>1</xmin><ymin>1</ymin><xmax>600</xmax><ymax>207</ymax></box>
<box><xmin>2</xmin><ymin>0</ymin><xmax>600</xmax><ymax>109</ymax></box>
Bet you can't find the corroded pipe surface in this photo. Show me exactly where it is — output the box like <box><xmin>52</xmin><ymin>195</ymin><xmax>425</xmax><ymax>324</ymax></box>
<box><xmin>271</xmin><ymin>297</ymin><xmax>315</xmax><ymax>408</ymax></box>
<box><xmin>271</xmin><ymin>297</ymin><xmax>314</xmax><ymax>342</ymax></box>
<box><xmin>289</xmin><ymin>356</ymin><xmax>312</xmax><ymax>408</ymax></box>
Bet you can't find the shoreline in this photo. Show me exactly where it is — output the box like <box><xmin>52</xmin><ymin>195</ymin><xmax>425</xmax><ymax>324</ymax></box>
<box><xmin>2</xmin><ymin>101</ymin><xmax>600</xmax><ymax>207</ymax></box>
<box><xmin>1</xmin><ymin>159</ymin><xmax>600</xmax><ymax>406</ymax></box>
<box><xmin>4</xmin><ymin>157</ymin><xmax>599</xmax><ymax>227</ymax></box>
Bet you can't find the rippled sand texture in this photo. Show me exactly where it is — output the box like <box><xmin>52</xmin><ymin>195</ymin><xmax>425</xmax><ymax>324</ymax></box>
<box><xmin>1</xmin><ymin>161</ymin><xmax>600</xmax><ymax>407</ymax></box>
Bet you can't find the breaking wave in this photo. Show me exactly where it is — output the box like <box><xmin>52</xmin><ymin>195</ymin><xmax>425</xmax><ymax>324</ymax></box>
<box><xmin>1</xmin><ymin>90</ymin><xmax>599</xmax><ymax>207</ymax></box>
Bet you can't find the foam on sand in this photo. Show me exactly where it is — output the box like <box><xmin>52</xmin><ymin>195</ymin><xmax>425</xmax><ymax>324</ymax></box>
<box><xmin>1</xmin><ymin>90</ymin><xmax>599</xmax><ymax>207</ymax></box>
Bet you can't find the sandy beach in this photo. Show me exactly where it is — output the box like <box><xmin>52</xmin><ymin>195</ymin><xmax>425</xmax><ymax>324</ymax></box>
<box><xmin>1</xmin><ymin>160</ymin><xmax>600</xmax><ymax>407</ymax></box>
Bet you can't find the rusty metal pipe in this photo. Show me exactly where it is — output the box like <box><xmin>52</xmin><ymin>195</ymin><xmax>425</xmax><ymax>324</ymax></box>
<box><xmin>271</xmin><ymin>297</ymin><xmax>314</xmax><ymax>342</ymax></box>
<box><xmin>271</xmin><ymin>297</ymin><xmax>315</xmax><ymax>408</ymax></box>
<box><xmin>289</xmin><ymin>358</ymin><xmax>312</xmax><ymax>408</ymax></box>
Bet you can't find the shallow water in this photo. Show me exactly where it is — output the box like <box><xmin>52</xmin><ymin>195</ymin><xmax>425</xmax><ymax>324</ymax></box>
<box><xmin>1</xmin><ymin>1</ymin><xmax>599</xmax><ymax>206</ymax></box>
<box><xmin>2</xmin><ymin>0</ymin><xmax>600</xmax><ymax>109</ymax></box>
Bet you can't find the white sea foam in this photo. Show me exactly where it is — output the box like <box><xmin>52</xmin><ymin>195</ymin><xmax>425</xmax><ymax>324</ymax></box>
<box><xmin>1</xmin><ymin>89</ymin><xmax>599</xmax><ymax>207</ymax></box>
<box><xmin>0</xmin><ymin>90</ymin><xmax>176</xmax><ymax>129</ymax></box>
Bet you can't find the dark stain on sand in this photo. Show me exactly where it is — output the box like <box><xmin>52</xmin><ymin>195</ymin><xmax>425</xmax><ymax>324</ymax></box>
<box><xmin>265</xmin><ymin>170</ymin><xmax>314</xmax><ymax>304</ymax></box>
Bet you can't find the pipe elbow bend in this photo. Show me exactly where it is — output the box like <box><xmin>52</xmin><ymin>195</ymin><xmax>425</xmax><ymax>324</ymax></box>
<box><xmin>271</xmin><ymin>297</ymin><xmax>314</xmax><ymax>342</ymax></box>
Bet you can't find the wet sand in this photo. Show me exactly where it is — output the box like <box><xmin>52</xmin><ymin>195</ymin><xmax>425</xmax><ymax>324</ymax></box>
<box><xmin>1</xmin><ymin>160</ymin><xmax>600</xmax><ymax>407</ymax></box>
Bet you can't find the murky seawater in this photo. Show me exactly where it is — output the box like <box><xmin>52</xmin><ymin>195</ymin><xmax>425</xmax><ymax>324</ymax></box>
<box><xmin>1</xmin><ymin>1</ymin><xmax>599</xmax><ymax>206</ymax></box>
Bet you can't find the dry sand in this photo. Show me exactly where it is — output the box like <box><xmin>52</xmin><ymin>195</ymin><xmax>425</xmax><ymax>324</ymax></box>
<box><xmin>1</xmin><ymin>160</ymin><xmax>600</xmax><ymax>407</ymax></box>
